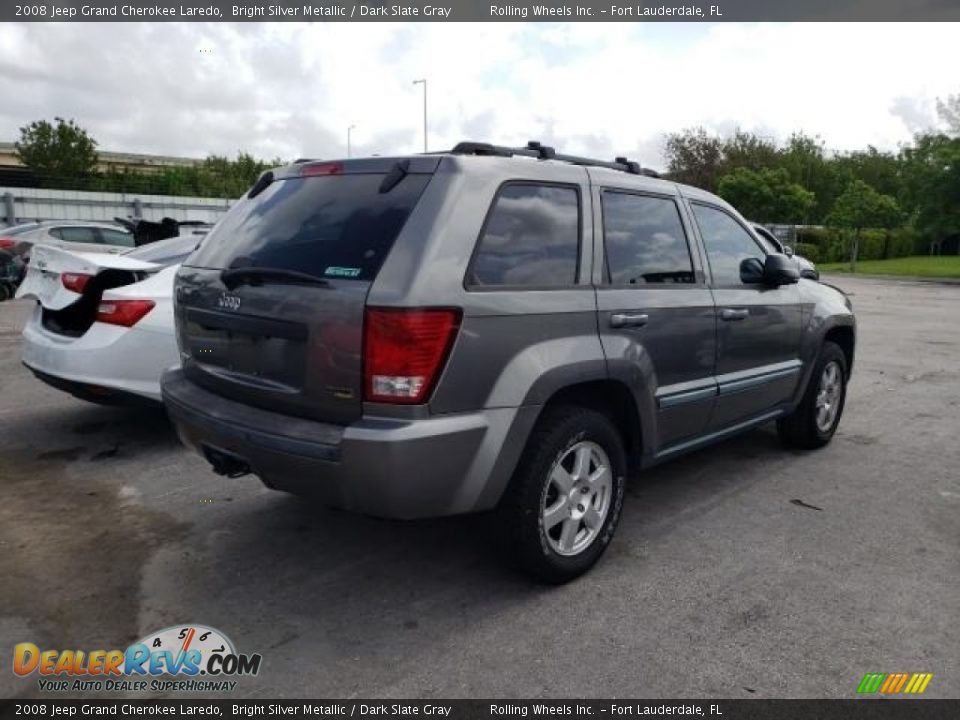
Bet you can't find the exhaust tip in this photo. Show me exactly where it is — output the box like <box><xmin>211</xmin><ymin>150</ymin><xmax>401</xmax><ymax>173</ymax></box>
<box><xmin>202</xmin><ymin>445</ymin><xmax>251</xmax><ymax>479</ymax></box>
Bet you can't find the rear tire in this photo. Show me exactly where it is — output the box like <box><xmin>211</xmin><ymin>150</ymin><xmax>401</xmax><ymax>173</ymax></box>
<box><xmin>777</xmin><ymin>341</ymin><xmax>848</xmax><ymax>449</ymax></box>
<box><xmin>494</xmin><ymin>405</ymin><xmax>627</xmax><ymax>584</ymax></box>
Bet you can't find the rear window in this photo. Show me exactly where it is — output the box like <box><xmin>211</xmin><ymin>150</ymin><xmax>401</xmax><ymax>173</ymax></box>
<box><xmin>186</xmin><ymin>173</ymin><xmax>432</xmax><ymax>281</ymax></box>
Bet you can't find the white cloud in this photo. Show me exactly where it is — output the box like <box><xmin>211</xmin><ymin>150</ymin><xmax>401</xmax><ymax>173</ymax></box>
<box><xmin>0</xmin><ymin>21</ymin><xmax>957</xmax><ymax>169</ymax></box>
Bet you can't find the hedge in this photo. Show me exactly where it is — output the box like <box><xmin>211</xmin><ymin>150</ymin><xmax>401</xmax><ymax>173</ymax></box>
<box><xmin>794</xmin><ymin>226</ymin><xmax>922</xmax><ymax>263</ymax></box>
<box><xmin>794</xmin><ymin>242</ymin><xmax>820</xmax><ymax>262</ymax></box>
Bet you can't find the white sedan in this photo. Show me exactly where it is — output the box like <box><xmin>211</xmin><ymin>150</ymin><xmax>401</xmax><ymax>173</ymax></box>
<box><xmin>16</xmin><ymin>235</ymin><xmax>200</xmax><ymax>404</ymax></box>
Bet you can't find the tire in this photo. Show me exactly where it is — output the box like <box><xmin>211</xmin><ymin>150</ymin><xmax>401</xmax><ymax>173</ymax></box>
<box><xmin>777</xmin><ymin>341</ymin><xmax>848</xmax><ymax>449</ymax></box>
<box><xmin>494</xmin><ymin>405</ymin><xmax>627</xmax><ymax>584</ymax></box>
<box><xmin>0</xmin><ymin>284</ymin><xmax>9</xmax><ymax>302</ymax></box>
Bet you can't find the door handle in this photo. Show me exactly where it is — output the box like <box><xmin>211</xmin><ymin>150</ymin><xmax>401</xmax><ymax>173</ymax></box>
<box><xmin>721</xmin><ymin>308</ymin><xmax>749</xmax><ymax>321</ymax></box>
<box><xmin>610</xmin><ymin>313</ymin><xmax>649</xmax><ymax>328</ymax></box>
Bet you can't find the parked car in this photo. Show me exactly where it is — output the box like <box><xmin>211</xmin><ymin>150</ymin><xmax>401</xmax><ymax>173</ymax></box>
<box><xmin>16</xmin><ymin>233</ymin><xmax>204</xmax><ymax>404</ymax></box>
<box><xmin>0</xmin><ymin>248</ymin><xmax>26</xmax><ymax>300</ymax></box>
<box><xmin>162</xmin><ymin>142</ymin><xmax>856</xmax><ymax>582</ymax></box>
<box><xmin>751</xmin><ymin>223</ymin><xmax>819</xmax><ymax>280</ymax></box>
<box><xmin>0</xmin><ymin>220</ymin><xmax>135</xmax><ymax>258</ymax></box>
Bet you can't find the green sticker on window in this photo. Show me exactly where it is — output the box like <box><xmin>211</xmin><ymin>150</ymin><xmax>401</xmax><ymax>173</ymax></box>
<box><xmin>324</xmin><ymin>266</ymin><xmax>362</xmax><ymax>278</ymax></box>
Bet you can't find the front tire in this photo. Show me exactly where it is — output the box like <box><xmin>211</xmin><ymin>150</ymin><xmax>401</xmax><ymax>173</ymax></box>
<box><xmin>495</xmin><ymin>406</ymin><xmax>627</xmax><ymax>584</ymax></box>
<box><xmin>777</xmin><ymin>341</ymin><xmax>848</xmax><ymax>449</ymax></box>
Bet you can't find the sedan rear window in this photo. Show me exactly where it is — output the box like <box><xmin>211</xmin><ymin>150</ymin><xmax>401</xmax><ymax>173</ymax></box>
<box><xmin>186</xmin><ymin>173</ymin><xmax>432</xmax><ymax>281</ymax></box>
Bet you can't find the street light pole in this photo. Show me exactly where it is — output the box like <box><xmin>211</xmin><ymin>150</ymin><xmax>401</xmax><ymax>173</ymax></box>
<box><xmin>412</xmin><ymin>79</ymin><xmax>427</xmax><ymax>153</ymax></box>
<box><xmin>347</xmin><ymin>124</ymin><xmax>356</xmax><ymax>158</ymax></box>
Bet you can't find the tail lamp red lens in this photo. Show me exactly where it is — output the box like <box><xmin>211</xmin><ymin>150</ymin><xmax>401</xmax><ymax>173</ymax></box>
<box><xmin>61</xmin><ymin>273</ymin><xmax>93</xmax><ymax>293</ymax></box>
<box><xmin>0</xmin><ymin>237</ymin><xmax>15</xmax><ymax>250</ymax></box>
<box><xmin>363</xmin><ymin>308</ymin><xmax>461</xmax><ymax>404</ymax></box>
<box><xmin>95</xmin><ymin>299</ymin><xmax>155</xmax><ymax>327</ymax></box>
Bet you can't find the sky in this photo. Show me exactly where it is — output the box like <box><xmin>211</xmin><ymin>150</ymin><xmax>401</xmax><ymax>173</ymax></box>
<box><xmin>0</xmin><ymin>22</ymin><xmax>957</xmax><ymax>171</ymax></box>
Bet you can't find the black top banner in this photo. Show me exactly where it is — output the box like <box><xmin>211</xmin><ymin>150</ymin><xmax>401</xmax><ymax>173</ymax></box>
<box><xmin>0</xmin><ymin>700</ymin><xmax>959</xmax><ymax>720</ymax></box>
<box><xmin>6</xmin><ymin>0</ymin><xmax>960</xmax><ymax>22</ymax></box>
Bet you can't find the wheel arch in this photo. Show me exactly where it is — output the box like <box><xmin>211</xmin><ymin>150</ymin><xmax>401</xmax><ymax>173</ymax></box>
<box><xmin>537</xmin><ymin>380</ymin><xmax>643</xmax><ymax>478</ymax></box>
<box><xmin>824</xmin><ymin>324</ymin><xmax>855</xmax><ymax>376</ymax></box>
<box><xmin>476</xmin><ymin>377</ymin><xmax>646</xmax><ymax>512</ymax></box>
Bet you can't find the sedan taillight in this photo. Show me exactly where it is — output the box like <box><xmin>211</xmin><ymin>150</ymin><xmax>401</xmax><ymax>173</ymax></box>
<box><xmin>61</xmin><ymin>273</ymin><xmax>94</xmax><ymax>293</ymax></box>
<box><xmin>95</xmin><ymin>299</ymin><xmax>155</xmax><ymax>327</ymax></box>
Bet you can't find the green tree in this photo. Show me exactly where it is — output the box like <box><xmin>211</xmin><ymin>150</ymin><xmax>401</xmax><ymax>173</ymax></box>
<box><xmin>900</xmin><ymin>133</ymin><xmax>960</xmax><ymax>253</ymax></box>
<box><xmin>717</xmin><ymin>167</ymin><xmax>816</xmax><ymax>223</ymax></box>
<box><xmin>663</xmin><ymin>127</ymin><xmax>725</xmax><ymax>191</ymax></box>
<box><xmin>721</xmin><ymin>131</ymin><xmax>781</xmax><ymax>173</ymax></box>
<box><xmin>826</xmin><ymin>180</ymin><xmax>902</xmax><ymax>270</ymax></box>
<box><xmin>833</xmin><ymin>146</ymin><xmax>903</xmax><ymax>200</ymax></box>
<box><xmin>780</xmin><ymin>133</ymin><xmax>844</xmax><ymax>223</ymax></box>
<box><xmin>15</xmin><ymin>117</ymin><xmax>98</xmax><ymax>185</ymax></box>
<box><xmin>937</xmin><ymin>94</ymin><xmax>960</xmax><ymax>137</ymax></box>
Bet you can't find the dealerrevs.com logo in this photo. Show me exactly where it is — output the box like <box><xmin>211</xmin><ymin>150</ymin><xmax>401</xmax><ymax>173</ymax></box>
<box><xmin>13</xmin><ymin>624</ymin><xmax>262</xmax><ymax>693</ymax></box>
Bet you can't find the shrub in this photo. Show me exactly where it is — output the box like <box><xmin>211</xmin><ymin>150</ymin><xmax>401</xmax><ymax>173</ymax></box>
<box><xmin>859</xmin><ymin>229</ymin><xmax>888</xmax><ymax>261</ymax></box>
<box><xmin>794</xmin><ymin>242</ymin><xmax>820</xmax><ymax>262</ymax></box>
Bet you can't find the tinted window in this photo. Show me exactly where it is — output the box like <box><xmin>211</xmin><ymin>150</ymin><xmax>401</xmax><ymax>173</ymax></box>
<box><xmin>602</xmin><ymin>192</ymin><xmax>694</xmax><ymax>285</ymax></box>
<box><xmin>100</xmin><ymin>228</ymin><xmax>135</xmax><ymax>247</ymax></box>
<box><xmin>468</xmin><ymin>184</ymin><xmax>579</xmax><ymax>287</ymax></box>
<box><xmin>52</xmin><ymin>227</ymin><xmax>99</xmax><ymax>244</ymax></box>
<box><xmin>186</xmin><ymin>173</ymin><xmax>432</xmax><ymax>281</ymax></box>
<box><xmin>691</xmin><ymin>204</ymin><xmax>766</xmax><ymax>286</ymax></box>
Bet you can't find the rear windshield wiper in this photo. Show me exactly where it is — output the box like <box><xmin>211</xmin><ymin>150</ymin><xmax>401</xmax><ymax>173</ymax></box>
<box><xmin>221</xmin><ymin>266</ymin><xmax>331</xmax><ymax>290</ymax></box>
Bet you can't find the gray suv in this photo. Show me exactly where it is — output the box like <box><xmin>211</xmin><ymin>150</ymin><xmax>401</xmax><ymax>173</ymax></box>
<box><xmin>162</xmin><ymin>142</ymin><xmax>855</xmax><ymax>583</ymax></box>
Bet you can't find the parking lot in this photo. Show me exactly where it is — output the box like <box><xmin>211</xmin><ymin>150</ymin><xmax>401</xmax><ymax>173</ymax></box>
<box><xmin>1</xmin><ymin>274</ymin><xmax>957</xmax><ymax>700</ymax></box>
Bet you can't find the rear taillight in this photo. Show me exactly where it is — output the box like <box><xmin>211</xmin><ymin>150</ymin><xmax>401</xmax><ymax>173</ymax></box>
<box><xmin>95</xmin><ymin>299</ymin><xmax>155</xmax><ymax>327</ymax></box>
<box><xmin>0</xmin><ymin>237</ymin><xmax>14</xmax><ymax>250</ymax></box>
<box><xmin>61</xmin><ymin>273</ymin><xmax>93</xmax><ymax>293</ymax></box>
<box><xmin>300</xmin><ymin>161</ymin><xmax>343</xmax><ymax>177</ymax></box>
<box><xmin>363</xmin><ymin>307</ymin><xmax>461</xmax><ymax>404</ymax></box>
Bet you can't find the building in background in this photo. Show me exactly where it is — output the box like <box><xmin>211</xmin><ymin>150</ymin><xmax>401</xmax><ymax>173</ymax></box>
<box><xmin>0</xmin><ymin>142</ymin><xmax>204</xmax><ymax>188</ymax></box>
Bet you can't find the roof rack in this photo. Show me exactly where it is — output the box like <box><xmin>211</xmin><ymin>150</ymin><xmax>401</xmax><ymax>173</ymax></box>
<box><xmin>450</xmin><ymin>140</ymin><xmax>660</xmax><ymax>178</ymax></box>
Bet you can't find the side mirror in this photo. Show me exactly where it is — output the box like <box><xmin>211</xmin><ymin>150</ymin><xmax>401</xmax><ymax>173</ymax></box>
<box><xmin>782</xmin><ymin>244</ymin><xmax>794</xmax><ymax>257</ymax></box>
<box><xmin>740</xmin><ymin>254</ymin><xmax>799</xmax><ymax>286</ymax></box>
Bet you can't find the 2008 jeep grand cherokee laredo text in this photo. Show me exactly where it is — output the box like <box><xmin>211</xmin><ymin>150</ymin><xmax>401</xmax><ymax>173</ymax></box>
<box><xmin>162</xmin><ymin>141</ymin><xmax>855</xmax><ymax>583</ymax></box>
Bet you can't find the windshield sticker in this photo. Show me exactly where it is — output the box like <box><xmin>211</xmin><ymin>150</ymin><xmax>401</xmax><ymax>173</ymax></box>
<box><xmin>324</xmin><ymin>266</ymin><xmax>362</xmax><ymax>278</ymax></box>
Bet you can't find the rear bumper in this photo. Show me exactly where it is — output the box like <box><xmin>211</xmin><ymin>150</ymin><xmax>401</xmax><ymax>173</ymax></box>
<box><xmin>161</xmin><ymin>368</ymin><xmax>535</xmax><ymax>519</ymax></box>
<box><xmin>21</xmin><ymin>306</ymin><xmax>176</xmax><ymax>402</ymax></box>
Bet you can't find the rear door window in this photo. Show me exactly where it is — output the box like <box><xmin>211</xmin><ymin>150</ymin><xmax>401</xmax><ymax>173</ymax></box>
<box><xmin>186</xmin><ymin>172</ymin><xmax>432</xmax><ymax>281</ymax></box>
<box><xmin>51</xmin><ymin>227</ymin><xmax>100</xmax><ymax>244</ymax></box>
<box><xmin>467</xmin><ymin>183</ymin><xmax>580</xmax><ymax>288</ymax></box>
<box><xmin>99</xmin><ymin>228</ymin><xmax>135</xmax><ymax>248</ymax></box>
<box><xmin>601</xmin><ymin>191</ymin><xmax>695</xmax><ymax>285</ymax></box>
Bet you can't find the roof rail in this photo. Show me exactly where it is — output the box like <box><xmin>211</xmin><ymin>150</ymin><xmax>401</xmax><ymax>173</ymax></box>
<box><xmin>449</xmin><ymin>140</ymin><xmax>660</xmax><ymax>178</ymax></box>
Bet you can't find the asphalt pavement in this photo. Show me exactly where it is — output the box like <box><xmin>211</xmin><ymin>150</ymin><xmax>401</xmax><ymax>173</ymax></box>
<box><xmin>0</xmin><ymin>275</ymin><xmax>957</xmax><ymax>699</ymax></box>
